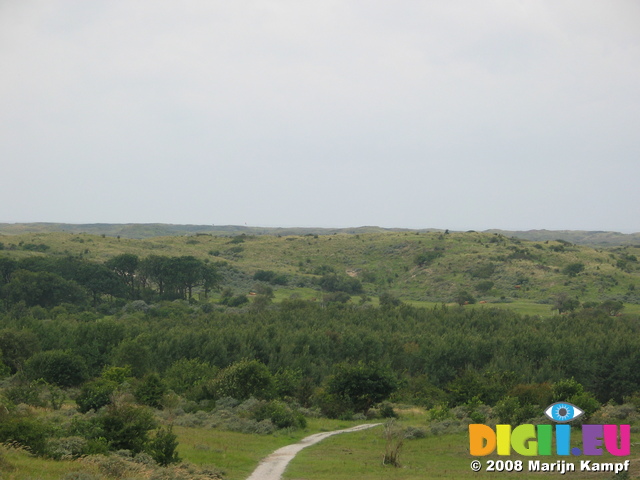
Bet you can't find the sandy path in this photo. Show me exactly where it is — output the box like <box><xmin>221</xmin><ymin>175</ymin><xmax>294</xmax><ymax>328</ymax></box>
<box><xmin>246</xmin><ymin>423</ymin><xmax>382</xmax><ymax>480</ymax></box>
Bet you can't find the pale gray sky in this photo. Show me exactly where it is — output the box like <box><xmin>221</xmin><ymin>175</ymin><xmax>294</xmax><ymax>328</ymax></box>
<box><xmin>1</xmin><ymin>1</ymin><xmax>639</xmax><ymax>231</ymax></box>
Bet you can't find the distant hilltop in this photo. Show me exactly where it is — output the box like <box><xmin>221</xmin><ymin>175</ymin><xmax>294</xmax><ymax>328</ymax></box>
<box><xmin>0</xmin><ymin>222</ymin><xmax>638</xmax><ymax>246</ymax></box>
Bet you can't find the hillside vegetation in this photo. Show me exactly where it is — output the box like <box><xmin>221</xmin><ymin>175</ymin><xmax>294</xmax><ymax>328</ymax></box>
<box><xmin>0</xmin><ymin>229</ymin><xmax>638</xmax><ymax>309</ymax></box>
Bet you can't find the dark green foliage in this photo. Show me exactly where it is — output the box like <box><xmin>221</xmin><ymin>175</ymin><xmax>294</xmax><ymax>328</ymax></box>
<box><xmin>0</xmin><ymin>256</ymin><xmax>17</xmax><ymax>284</ymax></box>
<box><xmin>379</xmin><ymin>292</ymin><xmax>402</xmax><ymax>308</ymax></box>
<box><xmin>253</xmin><ymin>270</ymin><xmax>287</xmax><ymax>285</ymax></box>
<box><xmin>469</xmin><ymin>263</ymin><xmax>496</xmax><ymax>279</ymax></box>
<box><xmin>598</xmin><ymin>299</ymin><xmax>624</xmax><ymax>316</ymax></box>
<box><xmin>105</xmin><ymin>253</ymin><xmax>139</xmax><ymax>298</ymax></box>
<box><xmin>317</xmin><ymin>274</ymin><xmax>362</xmax><ymax>294</ymax></box>
<box><xmin>475</xmin><ymin>280</ymin><xmax>494</xmax><ymax>293</ymax></box>
<box><xmin>323</xmin><ymin>291</ymin><xmax>351</xmax><ymax>304</ymax></box>
<box><xmin>414</xmin><ymin>251</ymin><xmax>442</xmax><ymax>267</ymax></box>
<box><xmin>446</xmin><ymin>370</ymin><xmax>518</xmax><ymax>406</ymax></box>
<box><xmin>507</xmin><ymin>382</ymin><xmax>553</xmax><ymax>407</ymax></box>
<box><xmin>562</xmin><ymin>262</ymin><xmax>585</xmax><ymax>277</ymax></box>
<box><xmin>454</xmin><ymin>289</ymin><xmax>476</xmax><ymax>306</ymax></box>
<box><xmin>0</xmin><ymin>329</ymin><xmax>40</xmax><ymax>373</ymax></box>
<box><xmin>76</xmin><ymin>378</ymin><xmax>118</xmax><ymax>413</ymax></box>
<box><xmin>24</xmin><ymin>350</ymin><xmax>88</xmax><ymax>387</ymax></box>
<box><xmin>165</xmin><ymin>358</ymin><xmax>217</xmax><ymax>396</ymax></box>
<box><xmin>253</xmin><ymin>400</ymin><xmax>306</xmax><ymax>429</ymax></box>
<box><xmin>206</xmin><ymin>359</ymin><xmax>273</xmax><ymax>400</ymax></box>
<box><xmin>379</xmin><ymin>402</ymin><xmax>398</xmax><ymax>418</ymax></box>
<box><xmin>219</xmin><ymin>288</ymin><xmax>249</xmax><ymax>307</ymax></box>
<box><xmin>2</xmin><ymin>270</ymin><xmax>88</xmax><ymax>308</ymax></box>
<box><xmin>326</xmin><ymin>362</ymin><xmax>398</xmax><ymax>413</ymax></box>
<box><xmin>311</xmin><ymin>265</ymin><xmax>335</xmax><ymax>275</ymax></box>
<box><xmin>4</xmin><ymin>378</ymin><xmax>47</xmax><ymax>407</ymax></box>
<box><xmin>135</xmin><ymin>373</ymin><xmax>167</xmax><ymax>409</ymax></box>
<box><xmin>96</xmin><ymin>403</ymin><xmax>156</xmax><ymax>453</ymax></box>
<box><xmin>552</xmin><ymin>292</ymin><xmax>580</xmax><ymax>313</ymax></box>
<box><xmin>147</xmin><ymin>425</ymin><xmax>180</xmax><ymax>466</ymax></box>
<box><xmin>493</xmin><ymin>396</ymin><xmax>539</xmax><ymax>425</ymax></box>
<box><xmin>0</xmin><ymin>415</ymin><xmax>52</xmax><ymax>455</ymax></box>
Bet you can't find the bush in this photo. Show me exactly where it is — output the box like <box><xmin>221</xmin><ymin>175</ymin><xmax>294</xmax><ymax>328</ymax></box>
<box><xmin>562</xmin><ymin>263</ymin><xmax>585</xmax><ymax>277</ymax></box>
<box><xmin>0</xmin><ymin>416</ymin><xmax>52</xmax><ymax>455</ymax></box>
<box><xmin>414</xmin><ymin>251</ymin><xmax>442</xmax><ymax>267</ymax></box>
<box><xmin>76</xmin><ymin>378</ymin><xmax>118</xmax><ymax>413</ymax></box>
<box><xmin>46</xmin><ymin>436</ymin><xmax>88</xmax><ymax>460</ymax></box>
<box><xmin>24</xmin><ymin>350</ymin><xmax>88</xmax><ymax>387</ymax></box>
<box><xmin>326</xmin><ymin>362</ymin><xmax>398</xmax><ymax>414</ymax></box>
<box><xmin>253</xmin><ymin>401</ymin><xmax>306</xmax><ymax>429</ymax></box>
<box><xmin>4</xmin><ymin>379</ymin><xmax>46</xmax><ymax>407</ymax></box>
<box><xmin>135</xmin><ymin>374</ymin><xmax>167</xmax><ymax>409</ymax></box>
<box><xmin>96</xmin><ymin>403</ymin><xmax>157</xmax><ymax>453</ymax></box>
<box><xmin>148</xmin><ymin>425</ymin><xmax>180</xmax><ymax>466</ymax></box>
<box><xmin>206</xmin><ymin>359</ymin><xmax>273</xmax><ymax>401</ymax></box>
<box><xmin>378</xmin><ymin>402</ymin><xmax>398</xmax><ymax>418</ymax></box>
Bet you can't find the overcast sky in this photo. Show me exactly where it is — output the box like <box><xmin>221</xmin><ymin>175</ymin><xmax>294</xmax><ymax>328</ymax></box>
<box><xmin>1</xmin><ymin>1</ymin><xmax>639</xmax><ymax>231</ymax></box>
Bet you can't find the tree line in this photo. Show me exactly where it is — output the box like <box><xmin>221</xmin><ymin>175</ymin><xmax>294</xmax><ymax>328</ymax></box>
<box><xmin>0</xmin><ymin>253</ymin><xmax>221</xmax><ymax>308</ymax></box>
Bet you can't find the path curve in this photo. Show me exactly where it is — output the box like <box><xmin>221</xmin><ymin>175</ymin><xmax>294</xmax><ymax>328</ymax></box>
<box><xmin>246</xmin><ymin>423</ymin><xmax>382</xmax><ymax>480</ymax></box>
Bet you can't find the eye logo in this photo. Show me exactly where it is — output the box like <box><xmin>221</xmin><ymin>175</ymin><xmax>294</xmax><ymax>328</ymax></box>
<box><xmin>544</xmin><ymin>402</ymin><xmax>584</xmax><ymax>423</ymax></box>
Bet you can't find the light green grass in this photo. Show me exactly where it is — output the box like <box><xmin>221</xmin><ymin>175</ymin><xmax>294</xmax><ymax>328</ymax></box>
<box><xmin>284</xmin><ymin>428</ymin><xmax>639</xmax><ymax>480</ymax></box>
<box><xmin>174</xmin><ymin>418</ymin><xmax>375</xmax><ymax>480</ymax></box>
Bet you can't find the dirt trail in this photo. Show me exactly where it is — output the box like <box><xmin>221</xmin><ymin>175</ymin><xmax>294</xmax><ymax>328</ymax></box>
<box><xmin>246</xmin><ymin>423</ymin><xmax>382</xmax><ymax>480</ymax></box>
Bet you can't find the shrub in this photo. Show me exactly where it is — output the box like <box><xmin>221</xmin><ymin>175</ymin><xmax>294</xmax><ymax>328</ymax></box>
<box><xmin>382</xmin><ymin>420</ymin><xmax>404</xmax><ymax>467</ymax></box>
<box><xmin>253</xmin><ymin>400</ymin><xmax>306</xmax><ymax>429</ymax></box>
<box><xmin>404</xmin><ymin>426</ymin><xmax>427</xmax><ymax>439</ymax></box>
<box><xmin>76</xmin><ymin>378</ymin><xmax>118</xmax><ymax>413</ymax></box>
<box><xmin>414</xmin><ymin>251</ymin><xmax>442</xmax><ymax>267</ymax></box>
<box><xmin>206</xmin><ymin>359</ymin><xmax>273</xmax><ymax>401</ymax></box>
<box><xmin>0</xmin><ymin>416</ymin><xmax>52</xmax><ymax>455</ymax></box>
<box><xmin>96</xmin><ymin>403</ymin><xmax>157</xmax><ymax>453</ymax></box>
<box><xmin>562</xmin><ymin>263</ymin><xmax>585</xmax><ymax>277</ymax></box>
<box><xmin>378</xmin><ymin>402</ymin><xmax>398</xmax><ymax>418</ymax></box>
<box><xmin>326</xmin><ymin>362</ymin><xmax>398</xmax><ymax>414</ymax></box>
<box><xmin>148</xmin><ymin>425</ymin><xmax>180</xmax><ymax>466</ymax></box>
<box><xmin>46</xmin><ymin>436</ymin><xmax>88</xmax><ymax>460</ymax></box>
<box><xmin>24</xmin><ymin>350</ymin><xmax>88</xmax><ymax>387</ymax></box>
<box><xmin>135</xmin><ymin>374</ymin><xmax>167</xmax><ymax>409</ymax></box>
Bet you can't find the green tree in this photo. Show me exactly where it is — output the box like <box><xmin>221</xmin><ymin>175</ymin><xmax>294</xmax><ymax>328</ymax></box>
<box><xmin>562</xmin><ymin>262</ymin><xmax>585</xmax><ymax>277</ymax></box>
<box><xmin>24</xmin><ymin>350</ymin><xmax>88</xmax><ymax>387</ymax></box>
<box><xmin>135</xmin><ymin>373</ymin><xmax>167</xmax><ymax>409</ymax></box>
<box><xmin>165</xmin><ymin>358</ymin><xmax>217</xmax><ymax>396</ymax></box>
<box><xmin>206</xmin><ymin>359</ymin><xmax>273</xmax><ymax>400</ymax></box>
<box><xmin>598</xmin><ymin>299</ymin><xmax>624</xmax><ymax>316</ymax></box>
<box><xmin>148</xmin><ymin>425</ymin><xmax>180</xmax><ymax>466</ymax></box>
<box><xmin>326</xmin><ymin>362</ymin><xmax>398</xmax><ymax>413</ymax></box>
<box><xmin>552</xmin><ymin>293</ymin><xmax>580</xmax><ymax>313</ymax></box>
<box><xmin>76</xmin><ymin>378</ymin><xmax>118</xmax><ymax>413</ymax></box>
<box><xmin>454</xmin><ymin>289</ymin><xmax>476</xmax><ymax>306</ymax></box>
<box><xmin>0</xmin><ymin>329</ymin><xmax>40</xmax><ymax>374</ymax></box>
<box><xmin>2</xmin><ymin>270</ymin><xmax>88</xmax><ymax>308</ymax></box>
<box><xmin>106</xmin><ymin>253</ymin><xmax>139</xmax><ymax>298</ymax></box>
<box><xmin>96</xmin><ymin>402</ymin><xmax>156</xmax><ymax>453</ymax></box>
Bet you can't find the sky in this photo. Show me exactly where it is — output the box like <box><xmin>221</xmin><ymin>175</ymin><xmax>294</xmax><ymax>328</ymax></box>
<box><xmin>1</xmin><ymin>1</ymin><xmax>639</xmax><ymax>232</ymax></box>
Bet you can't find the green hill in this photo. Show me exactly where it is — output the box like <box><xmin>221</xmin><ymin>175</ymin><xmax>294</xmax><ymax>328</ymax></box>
<box><xmin>1</xmin><ymin>229</ymin><xmax>638</xmax><ymax>310</ymax></box>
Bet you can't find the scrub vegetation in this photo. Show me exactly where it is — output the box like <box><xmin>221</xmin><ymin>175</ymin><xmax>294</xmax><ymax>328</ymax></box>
<box><xmin>0</xmin><ymin>228</ymin><xmax>639</xmax><ymax>478</ymax></box>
